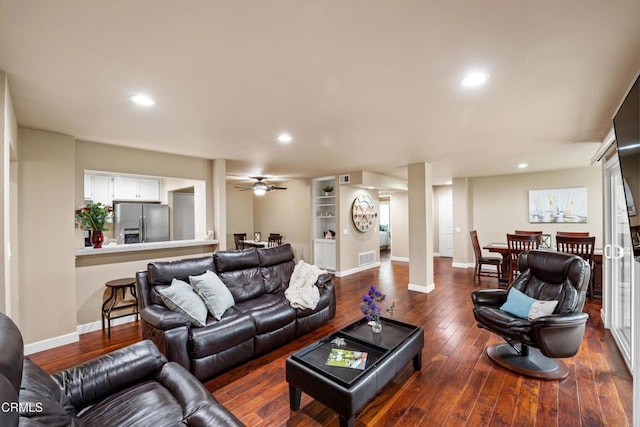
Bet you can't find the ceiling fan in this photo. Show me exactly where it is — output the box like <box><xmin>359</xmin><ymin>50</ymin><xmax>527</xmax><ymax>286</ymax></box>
<box><xmin>234</xmin><ymin>177</ymin><xmax>287</xmax><ymax>196</ymax></box>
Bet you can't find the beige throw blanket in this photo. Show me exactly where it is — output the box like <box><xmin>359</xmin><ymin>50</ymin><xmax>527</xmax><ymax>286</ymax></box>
<box><xmin>285</xmin><ymin>260</ymin><xmax>326</xmax><ymax>310</ymax></box>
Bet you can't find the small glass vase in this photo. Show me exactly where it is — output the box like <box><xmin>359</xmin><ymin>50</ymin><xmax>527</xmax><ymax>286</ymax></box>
<box><xmin>371</xmin><ymin>319</ymin><xmax>383</xmax><ymax>334</ymax></box>
<box><xmin>90</xmin><ymin>230</ymin><xmax>104</xmax><ymax>249</ymax></box>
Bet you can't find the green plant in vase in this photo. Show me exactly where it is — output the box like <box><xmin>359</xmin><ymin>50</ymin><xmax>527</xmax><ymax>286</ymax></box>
<box><xmin>75</xmin><ymin>202</ymin><xmax>113</xmax><ymax>248</ymax></box>
<box><xmin>322</xmin><ymin>184</ymin><xmax>334</xmax><ymax>196</ymax></box>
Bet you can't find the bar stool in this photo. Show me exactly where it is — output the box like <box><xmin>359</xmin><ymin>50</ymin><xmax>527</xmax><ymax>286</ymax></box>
<box><xmin>101</xmin><ymin>277</ymin><xmax>139</xmax><ymax>338</ymax></box>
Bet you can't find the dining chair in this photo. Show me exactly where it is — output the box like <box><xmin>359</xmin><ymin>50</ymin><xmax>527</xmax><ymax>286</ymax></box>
<box><xmin>469</xmin><ymin>231</ymin><xmax>502</xmax><ymax>284</ymax></box>
<box><xmin>233</xmin><ymin>233</ymin><xmax>247</xmax><ymax>250</ymax></box>
<box><xmin>506</xmin><ymin>233</ymin><xmax>540</xmax><ymax>285</ymax></box>
<box><xmin>556</xmin><ymin>235</ymin><xmax>596</xmax><ymax>300</ymax></box>
<box><xmin>514</xmin><ymin>230</ymin><xmax>543</xmax><ymax>236</ymax></box>
<box><xmin>268</xmin><ymin>234</ymin><xmax>282</xmax><ymax>247</ymax></box>
<box><xmin>557</xmin><ymin>231</ymin><xmax>590</xmax><ymax>237</ymax></box>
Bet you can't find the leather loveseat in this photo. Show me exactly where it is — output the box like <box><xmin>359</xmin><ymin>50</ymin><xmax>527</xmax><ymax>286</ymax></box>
<box><xmin>0</xmin><ymin>312</ymin><xmax>242</xmax><ymax>427</ymax></box>
<box><xmin>136</xmin><ymin>243</ymin><xmax>336</xmax><ymax>381</ymax></box>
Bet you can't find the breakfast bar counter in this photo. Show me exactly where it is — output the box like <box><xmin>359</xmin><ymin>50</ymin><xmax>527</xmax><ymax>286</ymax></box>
<box><xmin>75</xmin><ymin>239</ymin><xmax>219</xmax><ymax>257</ymax></box>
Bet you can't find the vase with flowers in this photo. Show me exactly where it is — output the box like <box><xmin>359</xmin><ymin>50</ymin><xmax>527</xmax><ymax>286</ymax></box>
<box><xmin>75</xmin><ymin>202</ymin><xmax>113</xmax><ymax>248</ymax></box>
<box><xmin>360</xmin><ymin>285</ymin><xmax>395</xmax><ymax>333</ymax></box>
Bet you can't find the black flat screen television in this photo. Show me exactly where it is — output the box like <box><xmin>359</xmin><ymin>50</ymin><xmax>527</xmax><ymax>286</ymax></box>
<box><xmin>613</xmin><ymin>72</ymin><xmax>640</xmax><ymax>261</ymax></box>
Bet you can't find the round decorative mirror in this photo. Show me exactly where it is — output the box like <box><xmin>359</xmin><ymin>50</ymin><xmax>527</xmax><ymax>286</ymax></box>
<box><xmin>351</xmin><ymin>194</ymin><xmax>376</xmax><ymax>232</ymax></box>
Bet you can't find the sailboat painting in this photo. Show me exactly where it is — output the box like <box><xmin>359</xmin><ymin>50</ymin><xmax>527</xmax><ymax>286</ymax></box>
<box><xmin>528</xmin><ymin>187</ymin><xmax>588</xmax><ymax>223</ymax></box>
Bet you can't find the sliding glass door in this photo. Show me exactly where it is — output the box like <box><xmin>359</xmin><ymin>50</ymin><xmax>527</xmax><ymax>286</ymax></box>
<box><xmin>604</xmin><ymin>156</ymin><xmax>634</xmax><ymax>371</ymax></box>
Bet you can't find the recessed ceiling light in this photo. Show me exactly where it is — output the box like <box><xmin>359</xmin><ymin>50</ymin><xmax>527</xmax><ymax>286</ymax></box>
<box><xmin>518</xmin><ymin>163</ymin><xmax>528</xmax><ymax>169</ymax></box>
<box><xmin>445</xmin><ymin>180</ymin><xmax>452</xmax><ymax>185</ymax></box>
<box><xmin>277</xmin><ymin>133</ymin><xmax>293</xmax><ymax>144</ymax></box>
<box><xmin>460</xmin><ymin>72</ymin><xmax>490</xmax><ymax>88</ymax></box>
<box><xmin>130</xmin><ymin>94</ymin><xmax>157</xmax><ymax>106</ymax></box>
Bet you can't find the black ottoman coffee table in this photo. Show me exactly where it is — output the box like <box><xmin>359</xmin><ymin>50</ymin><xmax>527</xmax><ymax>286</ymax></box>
<box><xmin>286</xmin><ymin>317</ymin><xmax>424</xmax><ymax>427</ymax></box>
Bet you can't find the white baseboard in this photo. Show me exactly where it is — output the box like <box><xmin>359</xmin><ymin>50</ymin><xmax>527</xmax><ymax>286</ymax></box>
<box><xmin>452</xmin><ymin>262</ymin><xmax>474</xmax><ymax>269</ymax></box>
<box><xmin>408</xmin><ymin>282</ymin><xmax>435</xmax><ymax>294</ymax></box>
<box><xmin>23</xmin><ymin>314</ymin><xmax>138</xmax><ymax>355</ymax></box>
<box><xmin>391</xmin><ymin>256</ymin><xmax>410</xmax><ymax>263</ymax></box>
<box><xmin>76</xmin><ymin>314</ymin><xmax>138</xmax><ymax>335</ymax></box>
<box><xmin>24</xmin><ymin>331</ymin><xmax>79</xmax><ymax>356</ymax></box>
<box><xmin>335</xmin><ymin>262</ymin><xmax>381</xmax><ymax>277</ymax></box>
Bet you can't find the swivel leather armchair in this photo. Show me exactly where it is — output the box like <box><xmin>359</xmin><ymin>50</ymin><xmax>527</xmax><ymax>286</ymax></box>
<box><xmin>471</xmin><ymin>250</ymin><xmax>590</xmax><ymax>380</ymax></box>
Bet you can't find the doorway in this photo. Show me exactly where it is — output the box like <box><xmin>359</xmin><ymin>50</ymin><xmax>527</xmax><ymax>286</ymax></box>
<box><xmin>438</xmin><ymin>191</ymin><xmax>453</xmax><ymax>257</ymax></box>
<box><xmin>172</xmin><ymin>190</ymin><xmax>195</xmax><ymax>240</ymax></box>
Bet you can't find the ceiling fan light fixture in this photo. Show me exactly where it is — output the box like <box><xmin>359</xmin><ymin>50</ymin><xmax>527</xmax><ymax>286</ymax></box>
<box><xmin>253</xmin><ymin>180</ymin><xmax>269</xmax><ymax>196</ymax></box>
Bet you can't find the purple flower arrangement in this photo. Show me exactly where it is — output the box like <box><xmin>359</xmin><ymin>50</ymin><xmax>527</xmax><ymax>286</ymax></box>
<box><xmin>360</xmin><ymin>285</ymin><xmax>395</xmax><ymax>323</ymax></box>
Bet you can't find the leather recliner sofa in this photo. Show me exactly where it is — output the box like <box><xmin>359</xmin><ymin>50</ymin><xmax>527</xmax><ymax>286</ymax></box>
<box><xmin>0</xmin><ymin>312</ymin><xmax>243</xmax><ymax>427</ymax></box>
<box><xmin>136</xmin><ymin>243</ymin><xmax>336</xmax><ymax>381</ymax></box>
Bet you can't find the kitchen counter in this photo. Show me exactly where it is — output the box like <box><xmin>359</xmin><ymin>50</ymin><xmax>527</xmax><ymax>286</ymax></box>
<box><xmin>75</xmin><ymin>239</ymin><xmax>219</xmax><ymax>257</ymax></box>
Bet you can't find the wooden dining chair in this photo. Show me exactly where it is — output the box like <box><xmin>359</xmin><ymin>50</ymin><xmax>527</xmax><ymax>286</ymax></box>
<box><xmin>514</xmin><ymin>230</ymin><xmax>543</xmax><ymax>236</ymax></box>
<box><xmin>469</xmin><ymin>231</ymin><xmax>502</xmax><ymax>284</ymax></box>
<box><xmin>233</xmin><ymin>233</ymin><xmax>247</xmax><ymax>250</ymax></box>
<box><xmin>556</xmin><ymin>235</ymin><xmax>596</xmax><ymax>300</ymax></box>
<box><xmin>268</xmin><ymin>234</ymin><xmax>282</xmax><ymax>247</ymax></box>
<box><xmin>557</xmin><ymin>231</ymin><xmax>590</xmax><ymax>237</ymax></box>
<box><xmin>506</xmin><ymin>233</ymin><xmax>540</xmax><ymax>285</ymax></box>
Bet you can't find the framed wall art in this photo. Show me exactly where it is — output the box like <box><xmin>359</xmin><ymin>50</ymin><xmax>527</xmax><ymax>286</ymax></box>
<box><xmin>528</xmin><ymin>187</ymin><xmax>587</xmax><ymax>223</ymax></box>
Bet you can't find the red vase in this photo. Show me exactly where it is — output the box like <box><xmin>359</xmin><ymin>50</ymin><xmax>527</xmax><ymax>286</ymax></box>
<box><xmin>90</xmin><ymin>230</ymin><xmax>104</xmax><ymax>249</ymax></box>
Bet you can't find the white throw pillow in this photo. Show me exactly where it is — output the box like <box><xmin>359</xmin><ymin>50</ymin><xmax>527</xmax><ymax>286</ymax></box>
<box><xmin>189</xmin><ymin>270</ymin><xmax>235</xmax><ymax>320</ymax></box>
<box><xmin>157</xmin><ymin>278</ymin><xmax>208</xmax><ymax>327</ymax></box>
<box><xmin>528</xmin><ymin>299</ymin><xmax>559</xmax><ymax>320</ymax></box>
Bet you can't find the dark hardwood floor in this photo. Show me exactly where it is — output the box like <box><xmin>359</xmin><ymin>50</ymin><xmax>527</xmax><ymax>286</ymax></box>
<box><xmin>30</xmin><ymin>255</ymin><xmax>632</xmax><ymax>426</ymax></box>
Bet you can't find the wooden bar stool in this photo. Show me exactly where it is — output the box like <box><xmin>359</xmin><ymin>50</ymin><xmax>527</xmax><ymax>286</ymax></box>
<box><xmin>101</xmin><ymin>277</ymin><xmax>139</xmax><ymax>338</ymax></box>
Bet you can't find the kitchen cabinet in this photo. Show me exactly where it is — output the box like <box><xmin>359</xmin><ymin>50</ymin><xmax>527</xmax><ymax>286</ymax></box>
<box><xmin>84</xmin><ymin>173</ymin><xmax>114</xmax><ymax>207</ymax></box>
<box><xmin>113</xmin><ymin>176</ymin><xmax>161</xmax><ymax>201</ymax></box>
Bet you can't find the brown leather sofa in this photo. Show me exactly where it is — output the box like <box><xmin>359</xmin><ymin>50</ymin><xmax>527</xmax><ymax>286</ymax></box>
<box><xmin>136</xmin><ymin>243</ymin><xmax>336</xmax><ymax>381</ymax></box>
<box><xmin>0</xmin><ymin>312</ymin><xmax>243</xmax><ymax>427</ymax></box>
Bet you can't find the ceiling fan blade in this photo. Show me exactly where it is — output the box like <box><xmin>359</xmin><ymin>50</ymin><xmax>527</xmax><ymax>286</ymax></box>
<box><xmin>234</xmin><ymin>186</ymin><xmax>253</xmax><ymax>191</ymax></box>
<box><xmin>272</xmin><ymin>186</ymin><xmax>287</xmax><ymax>190</ymax></box>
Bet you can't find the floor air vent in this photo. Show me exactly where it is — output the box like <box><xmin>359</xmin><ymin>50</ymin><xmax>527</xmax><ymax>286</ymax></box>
<box><xmin>358</xmin><ymin>251</ymin><xmax>376</xmax><ymax>266</ymax></box>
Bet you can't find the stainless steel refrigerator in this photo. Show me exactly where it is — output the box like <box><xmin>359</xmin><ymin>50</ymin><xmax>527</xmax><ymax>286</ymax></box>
<box><xmin>114</xmin><ymin>203</ymin><xmax>169</xmax><ymax>243</ymax></box>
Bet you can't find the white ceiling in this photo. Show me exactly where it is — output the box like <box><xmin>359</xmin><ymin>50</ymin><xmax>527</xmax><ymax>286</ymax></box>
<box><xmin>1</xmin><ymin>1</ymin><xmax>640</xmax><ymax>185</ymax></box>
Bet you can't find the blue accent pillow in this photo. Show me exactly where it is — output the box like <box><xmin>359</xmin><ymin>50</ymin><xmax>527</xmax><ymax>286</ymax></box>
<box><xmin>500</xmin><ymin>287</ymin><xmax>537</xmax><ymax>319</ymax></box>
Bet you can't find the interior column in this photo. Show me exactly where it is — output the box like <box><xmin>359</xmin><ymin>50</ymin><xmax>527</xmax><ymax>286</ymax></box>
<box><xmin>407</xmin><ymin>162</ymin><xmax>435</xmax><ymax>293</ymax></box>
<box><xmin>212</xmin><ymin>159</ymin><xmax>227</xmax><ymax>250</ymax></box>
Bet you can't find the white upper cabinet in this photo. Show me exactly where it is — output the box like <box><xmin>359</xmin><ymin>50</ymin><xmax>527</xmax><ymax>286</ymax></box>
<box><xmin>137</xmin><ymin>178</ymin><xmax>161</xmax><ymax>200</ymax></box>
<box><xmin>93</xmin><ymin>175</ymin><xmax>114</xmax><ymax>206</ymax></box>
<box><xmin>113</xmin><ymin>176</ymin><xmax>161</xmax><ymax>201</ymax></box>
<box><xmin>84</xmin><ymin>174</ymin><xmax>94</xmax><ymax>200</ymax></box>
<box><xmin>85</xmin><ymin>172</ymin><xmax>162</xmax><ymax>205</ymax></box>
<box><xmin>84</xmin><ymin>173</ymin><xmax>113</xmax><ymax>206</ymax></box>
<box><xmin>113</xmin><ymin>176</ymin><xmax>139</xmax><ymax>200</ymax></box>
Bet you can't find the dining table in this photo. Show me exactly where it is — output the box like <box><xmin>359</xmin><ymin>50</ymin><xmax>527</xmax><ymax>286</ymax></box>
<box><xmin>482</xmin><ymin>243</ymin><xmax>603</xmax><ymax>297</ymax></box>
<box><xmin>241</xmin><ymin>239</ymin><xmax>269</xmax><ymax>248</ymax></box>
